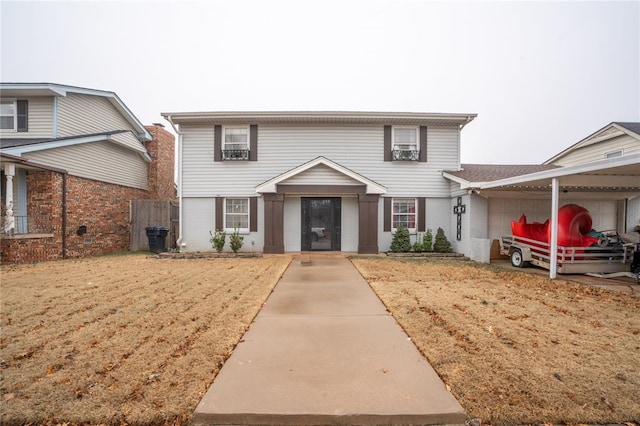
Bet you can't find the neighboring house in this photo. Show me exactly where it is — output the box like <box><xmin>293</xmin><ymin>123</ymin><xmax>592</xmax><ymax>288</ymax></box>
<box><xmin>443</xmin><ymin>122</ymin><xmax>640</xmax><ymax>263</ymax></box>
<box><xmin>162</xmin><ymin>111</ymin><xmax>476</xmax><ymax>254</ymax></box>
<box><xmin>0</xmin><ymin>83</ymin><xmax>175</xmax><ymax>264</ymax></box>
<box><xmin>544</xmin><ymin>122</ymin><xmax>640</xmax><ymax>166</ymax></box>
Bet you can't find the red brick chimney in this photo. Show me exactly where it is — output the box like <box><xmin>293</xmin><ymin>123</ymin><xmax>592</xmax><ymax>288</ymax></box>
<box><xmin>144</xmin><ymin>124</ymin><xmax>176</xmax><ymax>200</ymax></box>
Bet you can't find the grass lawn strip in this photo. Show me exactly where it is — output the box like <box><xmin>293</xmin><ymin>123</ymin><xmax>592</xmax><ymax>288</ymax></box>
<box><xmin>0</xmin><ymin>254</ymin><xmax>292</xmax><ymax>425</ymax></box>
<box><xmin>351</xmin><ymin>257</ymin><xmax>640</xmax><ymax>426</ymax></box>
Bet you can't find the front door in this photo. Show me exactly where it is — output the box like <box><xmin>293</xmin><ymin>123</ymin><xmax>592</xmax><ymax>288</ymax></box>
<box><xmin>301</xmin><ymin>197</ymin><xmax>341</xmax><ymax>251</ymax></box>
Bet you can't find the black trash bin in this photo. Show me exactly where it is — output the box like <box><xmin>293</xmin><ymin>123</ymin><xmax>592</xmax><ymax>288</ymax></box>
<box><xmin>145</xmin><ymin>226</ymin><xmax>169</xmax><ymax>253</ymax></box>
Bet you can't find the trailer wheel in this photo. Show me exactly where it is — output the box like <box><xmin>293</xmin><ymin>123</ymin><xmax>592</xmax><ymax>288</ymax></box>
<box><xmin>511</xmin><ymin>249</ymin><xmax>526</xmax><ymax>268</ymax></box>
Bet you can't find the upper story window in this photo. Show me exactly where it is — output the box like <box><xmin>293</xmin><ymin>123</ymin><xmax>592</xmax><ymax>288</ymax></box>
<box><xmin>223</xmin><ymin>126</ymin><xmax>249</xmax><ymax>160</ymax></box>
<box><xmin>606</xmin><ymin>150</ymin><xmax>623</xmax><ymax>159</ymax></box>
<box><xmin>392</xmin><ymin>127</ymin><xmax>419</xmax><ymax>161</ymax></box>
<box><xmin>225</xmin><ymin>198</ymin><xmax>249</xmax><ymax>231</ymax></box>
<box><xmin>0</xmin><ymin>99</ymin><xmax>28</xmax><ymax>132</ymax></box>
<box><xmin>392</xmin><ymin>198</ymin><xmax>416</xmax><ymax>232</ymax></box>
<box><xmin>0</xmin><ymin>100</ymin><xmax>16</xmax><ymax>130</ymax></box>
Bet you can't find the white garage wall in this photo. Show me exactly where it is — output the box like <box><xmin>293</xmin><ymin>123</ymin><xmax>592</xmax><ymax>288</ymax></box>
<box><xmin>488</xmin><ymin>198</ymin><xmax>619</xmax><ymax>240</ymax></box>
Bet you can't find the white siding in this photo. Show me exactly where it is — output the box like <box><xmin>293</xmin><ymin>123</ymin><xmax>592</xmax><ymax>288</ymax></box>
<box><xmin>111</xmin><ymin>131</ymin><xmax>149</xmax><ymax>153</ymax></box>
<box><xmin>0</xmin><ymin>96</ymin><xmax>53</xmax><ymax>138</ymax></box>
<box><xmin>455</xmin><ymin>194</ymin><xmax>488</xmax><ymax>256</ymax></box>
<box><xmin>182</xmin><ymin>197</ymin><xmax>215</xmax><ymax>252</ymax></box>
<box><xmin>283</xmin><ymin>196</ymin><xmax>301</xmax><ymax>251</ymax></box>
<box><xmin>181</xmin><ymin>196</ymin><xmax>263</xmax><ymax>253</ymax></box>
<box><xmin>341</xmin><ymin>196</ymin><xmax>359</xmax><ymax>252</ymax></box>
<box><xmin>281</xmin><ymin>164</ymin><xmax>362</xmax><ymax>186</ymax></box>
<box><xmin>180</xmin><ymin>124</ymin><xmax>460</xmax><ymax>198</ymax></box>
<box><xmin>24</xmin><ymin>141</ymin><xmax>148</xmax><ymax>189</ymax></box>
<box><xmin>57</xmin><ymin>93</ymin><xmax>137</xmax><ymax>137</ymax></box>
<box><xmin>552</xmin><ymin>135</ymin><xmax>640</xmax><ymax>166</ymax></box>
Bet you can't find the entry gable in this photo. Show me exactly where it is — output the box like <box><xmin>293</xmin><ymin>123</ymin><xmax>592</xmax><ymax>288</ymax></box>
<box><xmin>256</xmin><ymin>156</ymin><xmax>387</xmax><ymax>194</ymax></box>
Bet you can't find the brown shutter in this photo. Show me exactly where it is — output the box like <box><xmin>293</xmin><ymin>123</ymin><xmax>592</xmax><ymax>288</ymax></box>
<box><xmin>383</xmin><ymin>197</ymin><xmax>391</xmax><ymax>231</ymax></box>
<box><xmin>17</xmin><ymin>100</ymin><xmax>28</xmax><ymax>132</ymax></box>
<box><xmin>214</xmin><ymin>125</ymin><xmax>222</xmax><ymax>162</ymax></box>
<box><xmin>249</xmin><ymin>125</ymin><xmax>258</xmax><ymax>161</ymax></box>
<box><xmin>419</xmin><ymin>126</ymin><xmax>427</xmax><ymax>162</ymax></box>
<box><xmin>215</xmin><ymin>197</ymin><xmax>224</xmax><ymax>230</ymax></box>
<box><xmin>383</xmin><ymin>125</ymin><xmax>392</xmax><ymax>162</ymax></box>
<box><xmin>250</xmin><ymin>196</ymin><xmax>258</xmax><ymax>232</ymax></box>
<box><xmin>417</xmin><ymin>197</ymin><xmax>425</xmax><ymax>232</ymax></box>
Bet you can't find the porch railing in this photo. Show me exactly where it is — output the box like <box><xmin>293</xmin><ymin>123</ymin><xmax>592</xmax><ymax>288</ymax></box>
<box><xmin>1</xmin><ymin>215</ymin><xmax>54</xmax><ymax>236</ymax></box>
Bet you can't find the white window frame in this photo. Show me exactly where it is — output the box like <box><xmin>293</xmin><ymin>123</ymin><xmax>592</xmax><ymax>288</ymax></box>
<box><xmin>605</xmin><ymin>149</ymin><xmax>623</xmax><ymax>159</ymax></box>
<box><xmin>0</xmin><ymin>99</ymin><xmax>17</xmax><ymax>131</ymax></box>
<box><xmin>392</xmin><ymin>198</ymin><xmax>417</xmax><ymax>233</ymax></box>
<box><xmin>392</xmin><ymin>126</ymin><xmax>418</xmax><ymax>151</ymax></box>
<box><xmin>224</xmin><ymin>197</ymin><xmax>250</xmax><ymax>233</ymax></box>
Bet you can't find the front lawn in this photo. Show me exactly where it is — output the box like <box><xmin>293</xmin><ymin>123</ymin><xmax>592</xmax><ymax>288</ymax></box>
<box><xmin>0</xmin><ymin>254</ymin><xmax>292</xmax><ymax>425</ymax></box>
<box><xmin>351</xmin><ymin>257</ymin><xmax>640</xmax><ymax>425</ymax></box>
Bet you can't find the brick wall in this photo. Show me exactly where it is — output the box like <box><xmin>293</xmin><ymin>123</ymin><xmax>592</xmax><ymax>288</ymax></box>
<box><xmin>1</xmin><ymin>172</ymin><xmax>148</xmax><ymax>264</ymax></box>
<box><xmin>144</xmin><ymin>124</ymin><xmax>176</xmax><ymax>200</ymax></box>
<box><xmin>1</xmin><ymin>124</ymin><xmax>175</xmax><ymax>264</ymax></box>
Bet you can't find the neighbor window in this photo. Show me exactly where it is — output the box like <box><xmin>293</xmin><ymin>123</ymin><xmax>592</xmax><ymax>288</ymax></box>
<box><xmin>392</xmin><ymin>127</ymin><xmax>419</xmax><ymax>160</ymax></box>
<box><xmin>223</xmin><ymin>126</ymin><xmax>249</xmax><ymax>160</ymax></box>
<box><xmin>225</xmin><ymin>198</ymin><xmax>249</xmax><ymax>230</ymax></box>
<box><xmin>606</xmin><ymin>150</ymin><xmax>623</xmax><ymax>159</ymax></box>
<box><xmin>0</xmin><ymin>99</ymin><xmax>16</xmax><ymax>130</ymax></box>
<box><xmin>392</xmin><ymin>198</ymin><xmax>416</xmax><ymax>231</ymax></box>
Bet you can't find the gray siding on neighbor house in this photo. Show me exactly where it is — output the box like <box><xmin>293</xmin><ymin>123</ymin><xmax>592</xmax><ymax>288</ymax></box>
<box><xmin>57</xmin><ymin>93</ymin><xmax>137</xmax><ymax>137</ymax></box>
<box><xmin>0</xmin><ymin>96</ymin><xmax>54</xmax><ymax>138</ymax></box>
<box><xmin>180</xmin><ymin>124</ymin><xmax>460</xmax><ymax>198</ymax></box>
<box><xmin>24</xmin><ymin>141</ymin><xmax>148</xmax><ymax>189</ymax></box>
<box><xmin>552</xmin><ymin>134</ymin><xmax>640</xmax><ymax>166</ymax></box>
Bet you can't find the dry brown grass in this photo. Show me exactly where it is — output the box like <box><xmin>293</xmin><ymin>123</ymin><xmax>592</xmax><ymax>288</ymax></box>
<box><xmin>0</xmin><ymin>253</ymin><xmax>292</xmax><ymax>425</ymax></box>
<box><xmin>351</xmin><ymin>257</ymin><xmax>640</xmax><ymax>425</ymax></box>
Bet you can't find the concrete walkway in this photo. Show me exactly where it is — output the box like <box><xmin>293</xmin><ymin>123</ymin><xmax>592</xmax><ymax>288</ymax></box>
<box><xmin>193</xmin><ymin>255</ymin><xmax>465</xmax><ymax>425</ymax></box>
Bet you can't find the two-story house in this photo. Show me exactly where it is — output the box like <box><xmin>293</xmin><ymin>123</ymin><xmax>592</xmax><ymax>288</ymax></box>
<box><xmin>0</xmin><ymin>83</ymin><xmax>175</xmax><ymax>263</ymax></box>
<box><xmin>162</xmin><ymin>111</ymin><xmax>476</xmax><ymax>254</ymax></box>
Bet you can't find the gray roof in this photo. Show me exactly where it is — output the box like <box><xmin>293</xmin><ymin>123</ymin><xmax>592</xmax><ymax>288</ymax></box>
<box><xmin>0</xmin><ymin>130</ymin><xmax>129</xmax><ymax>149</ymax></box>
<box><xmin>445</xmin><ymin>164</ymin><xmax>560</xmax><ymax>183</ymax></box>
<box><xmin>613</xmin><ymin>122</ymin><xmax>640</xmax><ymax>136</ymax></box>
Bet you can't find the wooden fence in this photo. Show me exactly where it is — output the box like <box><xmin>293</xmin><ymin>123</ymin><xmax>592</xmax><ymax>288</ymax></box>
<box><xmin>130</xmin><ymin>199</ymin><xmax>179</xmax><ymax>251</ymax></box>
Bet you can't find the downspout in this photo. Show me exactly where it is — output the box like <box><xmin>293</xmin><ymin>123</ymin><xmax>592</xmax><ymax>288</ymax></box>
<box><xmin>61</xmin><ymin>172</ymin><xmax>67</xmax><ymax>258</ymax></box>
<box><xmin>166</xmin><ymin>116</ymin><xmax>184</xmax><ymax>247</ymax></box>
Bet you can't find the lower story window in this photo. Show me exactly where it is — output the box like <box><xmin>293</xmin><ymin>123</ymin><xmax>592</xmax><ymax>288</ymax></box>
<box><xmin>392</xmin><ymin>198</ymin><xmax>416</xmax><ymax>231</ymax></box>
<box><xmin>225</xmin><ymin>198</ymin><xmax>249</xmax><ymax>231</ymax></box>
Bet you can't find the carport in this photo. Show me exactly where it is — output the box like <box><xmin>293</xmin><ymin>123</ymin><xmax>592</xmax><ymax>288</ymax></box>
<box><xmin>444</xmin><ymin>154</ymin><xmax>640</xmax><ymax>279</ymax></box>
<box><xmin>475</xmin><ymin>153</ymin><xmax>640</xmax><ymax>278</ymax></box>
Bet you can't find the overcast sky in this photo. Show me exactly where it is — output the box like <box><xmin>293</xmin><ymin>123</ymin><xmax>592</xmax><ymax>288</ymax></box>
<box><xmin>1</xmin><ymin>0</ymin><xmax>638</xmax><ymax>164</ymax></box>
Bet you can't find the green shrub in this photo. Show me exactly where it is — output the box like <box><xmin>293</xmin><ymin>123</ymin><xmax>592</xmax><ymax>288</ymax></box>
<box><xmin>229</xmin><ymin>227</ymin><xmax>244</xmax><ymax>254</ymax></box>
<box><xmin>210</xmin><ymin>229</ymin><xmax>226</xmax><ymax>252</ymax></box>
<box><xmin>390</xmin><ymin>224</ymin><xmax>411</xmax><ymax>253</ymax></box>
<box><xmin>434</xmin><ymin>227</ymin><xmax>453</xmax><ymax>253</ymax></box>
<box><xmin>423</xmin><ymin>229</ymin><xmax>433</xmax><ymax>252</ymax></box>
<box><xmin>413</xmin><ymin>233</ymin><xmax>424</xmax><ymax>253</ymax></box>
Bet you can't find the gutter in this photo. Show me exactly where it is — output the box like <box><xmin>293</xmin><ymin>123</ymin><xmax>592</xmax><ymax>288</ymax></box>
<box><xmin>165</xmin><ymin>115</ymin><xmax>184</xmax><ymax>248</ymax></box>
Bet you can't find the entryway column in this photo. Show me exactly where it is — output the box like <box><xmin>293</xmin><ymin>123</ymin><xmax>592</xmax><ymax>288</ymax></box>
<box><xmin>3</xmin><ymin>163</ymin><xmax>15</xmax><ymax>235</ymax></box>
<box><xmin>263</xmin><ymin>193</ymin><xmax>284</xmax><ymax>253</ymax></box>
<box><xmin>358</xmin><ymin>194</ymin><xmax>379</xmax><ymax>254</ymax></box>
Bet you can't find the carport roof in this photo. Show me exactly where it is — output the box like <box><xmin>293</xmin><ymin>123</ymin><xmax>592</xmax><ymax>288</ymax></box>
<box><xmin>443</xmin><ymin>153</ymin><xmax>640</xmax><ymax>192</ymax></box>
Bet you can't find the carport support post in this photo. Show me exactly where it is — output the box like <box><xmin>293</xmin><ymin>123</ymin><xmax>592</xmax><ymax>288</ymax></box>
<box><xmin>549</xmin><ymin>177</ymin><xmax>559</xmax><ymax>279</ymax></box>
